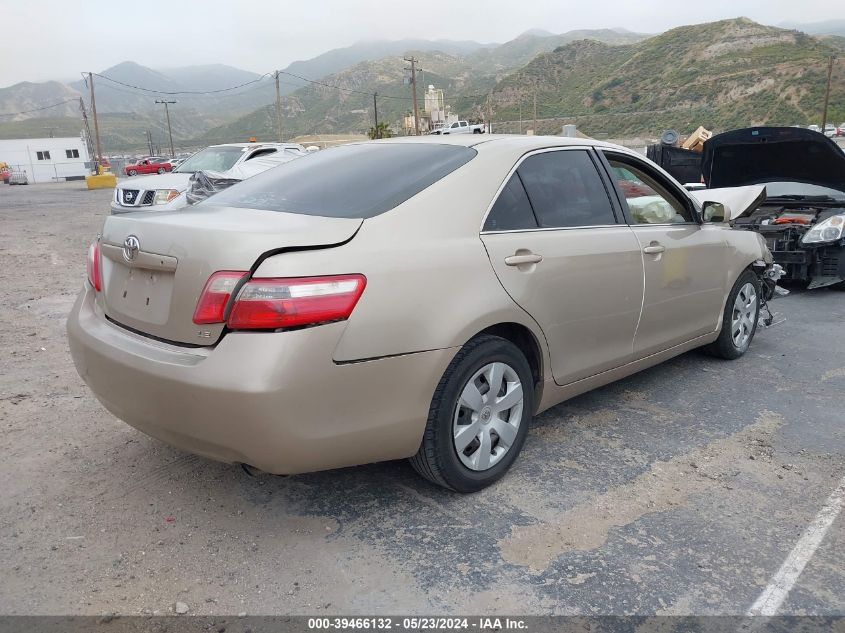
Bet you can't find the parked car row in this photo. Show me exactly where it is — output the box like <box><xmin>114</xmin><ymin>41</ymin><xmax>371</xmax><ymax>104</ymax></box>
<box><xmin>70</xmin><ymin>135</ymin><xmax>782</xmax><ymax>492</ymax></box>
<box><xmin>806</xmin><ymin>123</ymin><xmax>845</xmax><ymax>137</ymax></box>
<box><xmin>113</xmin><ymin>142</ymin><xmax>308</xmax><ymax>213</ymax></box>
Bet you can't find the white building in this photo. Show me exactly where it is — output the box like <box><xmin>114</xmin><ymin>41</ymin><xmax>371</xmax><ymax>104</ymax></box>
<box><xmin>0</xmin><ymin>135</ymin><xmax>91</xmax><ymax>183</ymax></box>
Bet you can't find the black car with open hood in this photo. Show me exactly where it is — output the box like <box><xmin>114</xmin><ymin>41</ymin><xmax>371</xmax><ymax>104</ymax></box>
<box><xmin>702</xmin><ymin>127</ymin><xmax>845</xmax><ymax>289</ymax></box>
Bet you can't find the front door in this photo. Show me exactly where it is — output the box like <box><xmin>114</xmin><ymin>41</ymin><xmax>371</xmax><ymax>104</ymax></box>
<box><xmin>480</xmin><ymin>148</ymin><xmax>644</xmax><ymax>385</ymax></box>
<box><xmin>601</xmin><ymin>152</ymin><xmax>730</xmax><ymax>357</ymax></box>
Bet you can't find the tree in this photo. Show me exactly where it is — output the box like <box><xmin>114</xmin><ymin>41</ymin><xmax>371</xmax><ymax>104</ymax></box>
<box><xmin>367</xmin><ymin>122</ymin><xmax>394</xmax><ymax>140</ymax></box>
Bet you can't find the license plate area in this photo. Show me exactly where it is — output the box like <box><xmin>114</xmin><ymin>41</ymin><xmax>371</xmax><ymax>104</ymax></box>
<box><xmin>103</xmin><ymin>258</ymin><xmax>175</xmax><ymax>325</ymax></box>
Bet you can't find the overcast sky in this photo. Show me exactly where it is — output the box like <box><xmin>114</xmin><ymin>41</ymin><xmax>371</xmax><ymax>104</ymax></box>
<box><xmin>1</xmin><ymin>0</ymin><xmax>842</xmax><ymax>87</ymax></box>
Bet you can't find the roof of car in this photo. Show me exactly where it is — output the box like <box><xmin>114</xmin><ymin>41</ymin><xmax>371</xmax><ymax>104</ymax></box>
<box><xmin>209</xmin><ymin>142</ymin><xmax>304</xmax><ymax>149</ymax></box>
<box><xmin>363</xmin><ymin>134</ymin><xmax>625</xmax><ymax>152</ymax></box>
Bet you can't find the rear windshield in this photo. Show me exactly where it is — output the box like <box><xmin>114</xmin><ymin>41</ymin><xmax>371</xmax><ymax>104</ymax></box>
<box><xmin>203</xmin><ymin>143</ymin><xmax>477</xmax><ymax>218</ymax></box>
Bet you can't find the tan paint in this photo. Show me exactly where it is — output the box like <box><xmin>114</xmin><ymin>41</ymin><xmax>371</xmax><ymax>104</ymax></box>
<box><xmin>68</xmin><ymin>135</ymin><xmax>770</xmax><ymax>476</ymax></box>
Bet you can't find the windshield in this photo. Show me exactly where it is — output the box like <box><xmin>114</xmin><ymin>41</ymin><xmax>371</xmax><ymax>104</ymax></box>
<box><xmin>204</xmin><ymin>143</ymin><xmax>477</xmax><ymax>218</ymax></box>
<box><xmin>174</xmin><ymin>146</ymin><xmax>244</xmax><ymax>173</ymax></box>
<box><xmin>765</xmin><ymin>182</ymin><xmax>845</xmax><ymax>200</ymax></box>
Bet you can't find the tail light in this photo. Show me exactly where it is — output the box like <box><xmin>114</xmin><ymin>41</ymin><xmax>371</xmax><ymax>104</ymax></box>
<box><xmin>228</xmin><ymin>274</ymin><xmax>367</xmax><ymax>330</ymax></box>
<box><xmin>86</xmin><ymin>240</ymin><xmax>101</xmax><ymax>292</ymax></box>
<box><xmin>193</xmin><ymin>273</ymin><xmax>366</xmax><ymax>330</ymax></box>
<box><xmin>193</xmin><ymin>271</ymin><xmax>246</xmax><ymax>324</ymax></box>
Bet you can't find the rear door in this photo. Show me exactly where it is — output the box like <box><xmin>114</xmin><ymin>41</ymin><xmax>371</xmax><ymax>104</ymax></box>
<box><xmin>480</xmin><ymin>148</ymin><xmax>644</xmax><ymax>385</ymax></box>
<box><xmin>599</xmin><ymin>150</ymin><xmax>730</xmax><ymax>357</ymax></box>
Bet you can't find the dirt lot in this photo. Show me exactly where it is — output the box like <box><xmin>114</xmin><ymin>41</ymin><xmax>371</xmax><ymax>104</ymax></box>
<box><xmin>1</xmin><ymin>181</ymin><xmax>843</xmax><ymax>617</ymax></box>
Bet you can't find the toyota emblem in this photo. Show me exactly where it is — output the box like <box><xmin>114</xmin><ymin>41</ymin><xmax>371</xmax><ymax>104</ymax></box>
<box><xmin>123</xmin><ymin>235</ymin><xmax>140</xmax><ymax>262</ymax></box>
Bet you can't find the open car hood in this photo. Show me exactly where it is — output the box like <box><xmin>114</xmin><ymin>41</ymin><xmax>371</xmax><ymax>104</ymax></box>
<box><xmin>702</xmin><ymin>127</ymin><xmax>845</xmax><ymax>193</ymax></box>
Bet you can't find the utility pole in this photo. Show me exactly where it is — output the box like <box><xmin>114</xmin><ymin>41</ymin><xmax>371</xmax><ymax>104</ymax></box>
<box><xmin>373</xmin><ymin>92</ymin><xmax>380</xmax><ymax>139</ymax></box>
<box><xmin>274</xmin><ymin>70</ymin><xmax>283</xmax><ymax>142</ymax></box>
<box><xmin>155</xmin><ymin>100</ymin><xmax>176</xmax><ymax>157</ymax></box>
<box><xmin>88</xmin><ymin>72</ymin><xmax>103</xmax><ymax>169</ymax></box>
<box><xmin>147</xmin><ymin>130</ymin><xmax>154</xmax><ymax>156</ymax></box>
<box><xmin>821</xmin><ymin>55</ymin><xmax>834</xmax><ymax>130</ymax></box>
<box><xmin>533</xmin><ymin>80</ymin><xmax>538</xmax><ymax>134</ymax></box>
<box><xmin>486</xmin><ymin>94</ymin><xmax>493</xmax><ymax>134</ymax></box>
<box><xmin>519</xmin><ymin>100</ymin><xmax>523</xmax><ymax>134</ymax></box>
<box><xmin>404</xmin><ymin>56</ymin><xmax>421</xmax><ymax>135</ymax></box>
<box><xmin>78</xmin><ymin>97</ymin><xmax>95</xmax><ymax>167</ymax></box>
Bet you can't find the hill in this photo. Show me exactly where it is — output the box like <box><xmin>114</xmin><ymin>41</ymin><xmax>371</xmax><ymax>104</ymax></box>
<box><xmin>203</xmin><ymin>28</ymin><xmax>649</xmax><ymax>141</ymax></box>
<box><xmin>0</xmin><ymin>81</ymin><xmax>82</xmax><ymax>121</ymax></box>
<box><xmin>485</xmin><ymin>18</ymin><xmax>845</xmax><ymax>136</ymax></box>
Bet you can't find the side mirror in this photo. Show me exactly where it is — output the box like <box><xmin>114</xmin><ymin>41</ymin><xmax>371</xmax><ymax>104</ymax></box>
<box><xmin>702</xmin><ymin>201</ymin><xmax>731</xmax><ymax>223</ymax></box>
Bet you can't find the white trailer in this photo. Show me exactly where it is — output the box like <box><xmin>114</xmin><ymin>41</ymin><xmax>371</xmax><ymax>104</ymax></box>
<box><xmin>0</xmin><ymin>136</ymin><xmax>91</xmax><ymax>184</ymax></box>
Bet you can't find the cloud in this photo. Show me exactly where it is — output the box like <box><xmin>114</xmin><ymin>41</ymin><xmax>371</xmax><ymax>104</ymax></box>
<box><xmin>0</xmin><ymin>0</ymin><xmax>842</xmax><ymax>87</ymax></box>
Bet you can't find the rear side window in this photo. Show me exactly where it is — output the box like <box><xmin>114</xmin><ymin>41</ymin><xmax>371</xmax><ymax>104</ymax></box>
<box><xmin>207</xmin><ymin>144</ymin><xmax>476</xmax><ymax>218</ymax></box>
<box><xmin>517</xmin><ymin>150</ymin><xmax>616</xmax><ymax>228</ymax></box>
<box><xmin>483</xmin><ymin>174</ymin><xmax>537</xmax><ymax>231</ymax></box>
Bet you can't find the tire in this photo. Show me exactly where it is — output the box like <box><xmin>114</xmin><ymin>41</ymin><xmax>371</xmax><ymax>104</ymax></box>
<box><xmin>157</xmin><ymin>167</ymin><xmax>165</xmax><ymax>174</ymax></box>
<box><xmin>409</xmin><ymin>335</ymin><xmax>533</xmax><ymax>492</ymax></box>
<box><xmin>829</xmin><ymin>280</ymin><xmax>845</xmax><ymax>291</ymax></box>
<box><xmin>703</xmin><ymin>269</ymin><xmax>761</xmax><ymax>359</ymax></box>
<box><xmin>128</xmin><ymin>170</ymin><xmax>137</xmax><ymax>176</ymax></box>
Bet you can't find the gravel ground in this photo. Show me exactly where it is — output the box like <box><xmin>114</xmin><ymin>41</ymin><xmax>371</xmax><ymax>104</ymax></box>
<box><xmin>1</xmin><ymin>181</ymin><xmax>843</xmax><ymax>617</ymax></box>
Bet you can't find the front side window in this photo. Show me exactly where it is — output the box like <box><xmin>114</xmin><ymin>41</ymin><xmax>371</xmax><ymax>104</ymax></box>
<box><xmin>605</xmin><ymin>157</ymin><xmax>693</xmax><ymax>224</ymax></box>
<box><xmin>516</xmin><ymin>150</ymin><xmax>617</xmax><ymax>228</ymax></box>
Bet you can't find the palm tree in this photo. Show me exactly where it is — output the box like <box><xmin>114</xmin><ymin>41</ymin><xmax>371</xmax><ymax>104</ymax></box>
<box><xmin>367</xmin><ymin>122</ymin><xmax>394</xmax><ymax>140</ymax></box>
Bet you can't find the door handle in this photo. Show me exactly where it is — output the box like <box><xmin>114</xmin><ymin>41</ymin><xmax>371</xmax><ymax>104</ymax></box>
<box><xmin>642</xmin><ymin>244</ymin><xmax>665</xmax><ymax>255</ymax></box>
<box><xmin>504</xmin><ymin>253</ymin><xmax>543</xmax><ymax>266</ymax></box>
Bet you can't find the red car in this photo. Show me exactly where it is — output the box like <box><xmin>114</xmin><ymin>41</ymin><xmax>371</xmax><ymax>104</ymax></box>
<box><xmin>124</xmin><ymin>158</ymin><xmax>172</xmax><ymax>177</ymax></box>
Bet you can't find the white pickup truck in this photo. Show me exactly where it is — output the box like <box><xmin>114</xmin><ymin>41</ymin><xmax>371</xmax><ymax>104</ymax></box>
<box><xmin>430</xmin><ymin>121</ymin><xmax>486</xmax><ymax>135</ymax></box>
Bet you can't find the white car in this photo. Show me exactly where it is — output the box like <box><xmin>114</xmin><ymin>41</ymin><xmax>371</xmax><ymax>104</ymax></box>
<box><xmin>111</xmin><ymin>143</ymin><xmax>307</xmax><ymax>214</ymax></box>
<box><xmin>431</xmin><ymin>120</ymin><xmax>486</xmax><ymax>135</ymax></box>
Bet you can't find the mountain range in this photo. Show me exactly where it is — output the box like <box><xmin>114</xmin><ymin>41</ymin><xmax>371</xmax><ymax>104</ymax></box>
<box><xmin>0</xmin><ymin>19</ymin><xmax>842</xmax><ymax>151</ymax></box>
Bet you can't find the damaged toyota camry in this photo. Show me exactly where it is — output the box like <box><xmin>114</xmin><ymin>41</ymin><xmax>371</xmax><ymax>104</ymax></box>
<box><xmin>702</xmin><ymin>127</ymin><xmax>845</xmax><ymax>289</ymax></box>
<box><xmin>68</xmin><ymin>136</ymin><xmax>775</xmax><ymax>492</ymax></box>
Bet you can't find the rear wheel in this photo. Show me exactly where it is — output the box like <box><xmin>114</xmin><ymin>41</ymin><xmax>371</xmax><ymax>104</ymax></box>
<box><xmin>409</xmin><ymin>335</ymin><xmax>533</xmax><ymax>492</ymax></box>
<box><xmin>703</xmin><ymin>269</ymin><xmax>761</xmax><ymax>359</ymax></box>
<box><xmin>157</xmin><ymin>167</ymin><xmax>165</xmax><ymax>174</ymax></box>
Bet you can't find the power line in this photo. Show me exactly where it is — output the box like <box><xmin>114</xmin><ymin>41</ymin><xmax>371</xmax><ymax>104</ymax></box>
<box><xmin>0</xmin><ymin>99</ymin><xmax>77</xmax><ymax>118</ymax></box>
<box><xmin>91</xmin><ymin>71</ymin><xmax>273</xmax><ymax>95</ymax></box>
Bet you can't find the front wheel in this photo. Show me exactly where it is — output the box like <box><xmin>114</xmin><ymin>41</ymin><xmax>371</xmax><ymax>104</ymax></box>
<box><xmin>409</xmin><ymin>335</ymin><xmax>533</xmax><ymax>492</ymax></box>
<box><xmin>127</xmin><ymin>169</ymin><xmax>137</xmax><ymax>176</ymax></box>
<box><xmin>703</xmin><ymin>269</ymin><xmax>761</xmax><ymax>359</ymax></box>
<box><xmin>157</xmin><ymin>167</ymin><xmax>165</xmax><ymax>174</ymax></box>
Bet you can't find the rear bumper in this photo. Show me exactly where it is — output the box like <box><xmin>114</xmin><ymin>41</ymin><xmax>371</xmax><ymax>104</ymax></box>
<box><xmin>67</xmin><ymin>286</ymin><xmax>456</xmax><ymax>474</ymax></box>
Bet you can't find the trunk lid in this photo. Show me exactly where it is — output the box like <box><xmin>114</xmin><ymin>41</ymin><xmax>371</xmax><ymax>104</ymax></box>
<box><xmin>98</xmin><ymin>205</ymin><xmax>362</xmax><ymax>345</ymax></box>
<box><xmin>702</xmin><ymin>127</ymin><xmax>845</xmax><ymax>192</ymax></box>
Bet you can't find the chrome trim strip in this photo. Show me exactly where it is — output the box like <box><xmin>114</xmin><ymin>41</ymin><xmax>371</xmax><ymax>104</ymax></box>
<box><xmin>481</xmin><ymin>224</ymin><xmax>621</xmax><ymax>235</ymax></box>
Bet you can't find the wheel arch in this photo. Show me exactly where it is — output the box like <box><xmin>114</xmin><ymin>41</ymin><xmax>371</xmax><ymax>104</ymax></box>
<box><xmin>471</xmin><ymin>322</ymin><xmax>546</xmax><ymax>412</ymax></box>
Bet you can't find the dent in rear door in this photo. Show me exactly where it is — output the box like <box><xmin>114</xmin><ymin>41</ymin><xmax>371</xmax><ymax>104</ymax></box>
<box><xmin>480</xmin><ymin>148</ymin><xmax>645</xmax><ymax>386</ymax></box>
